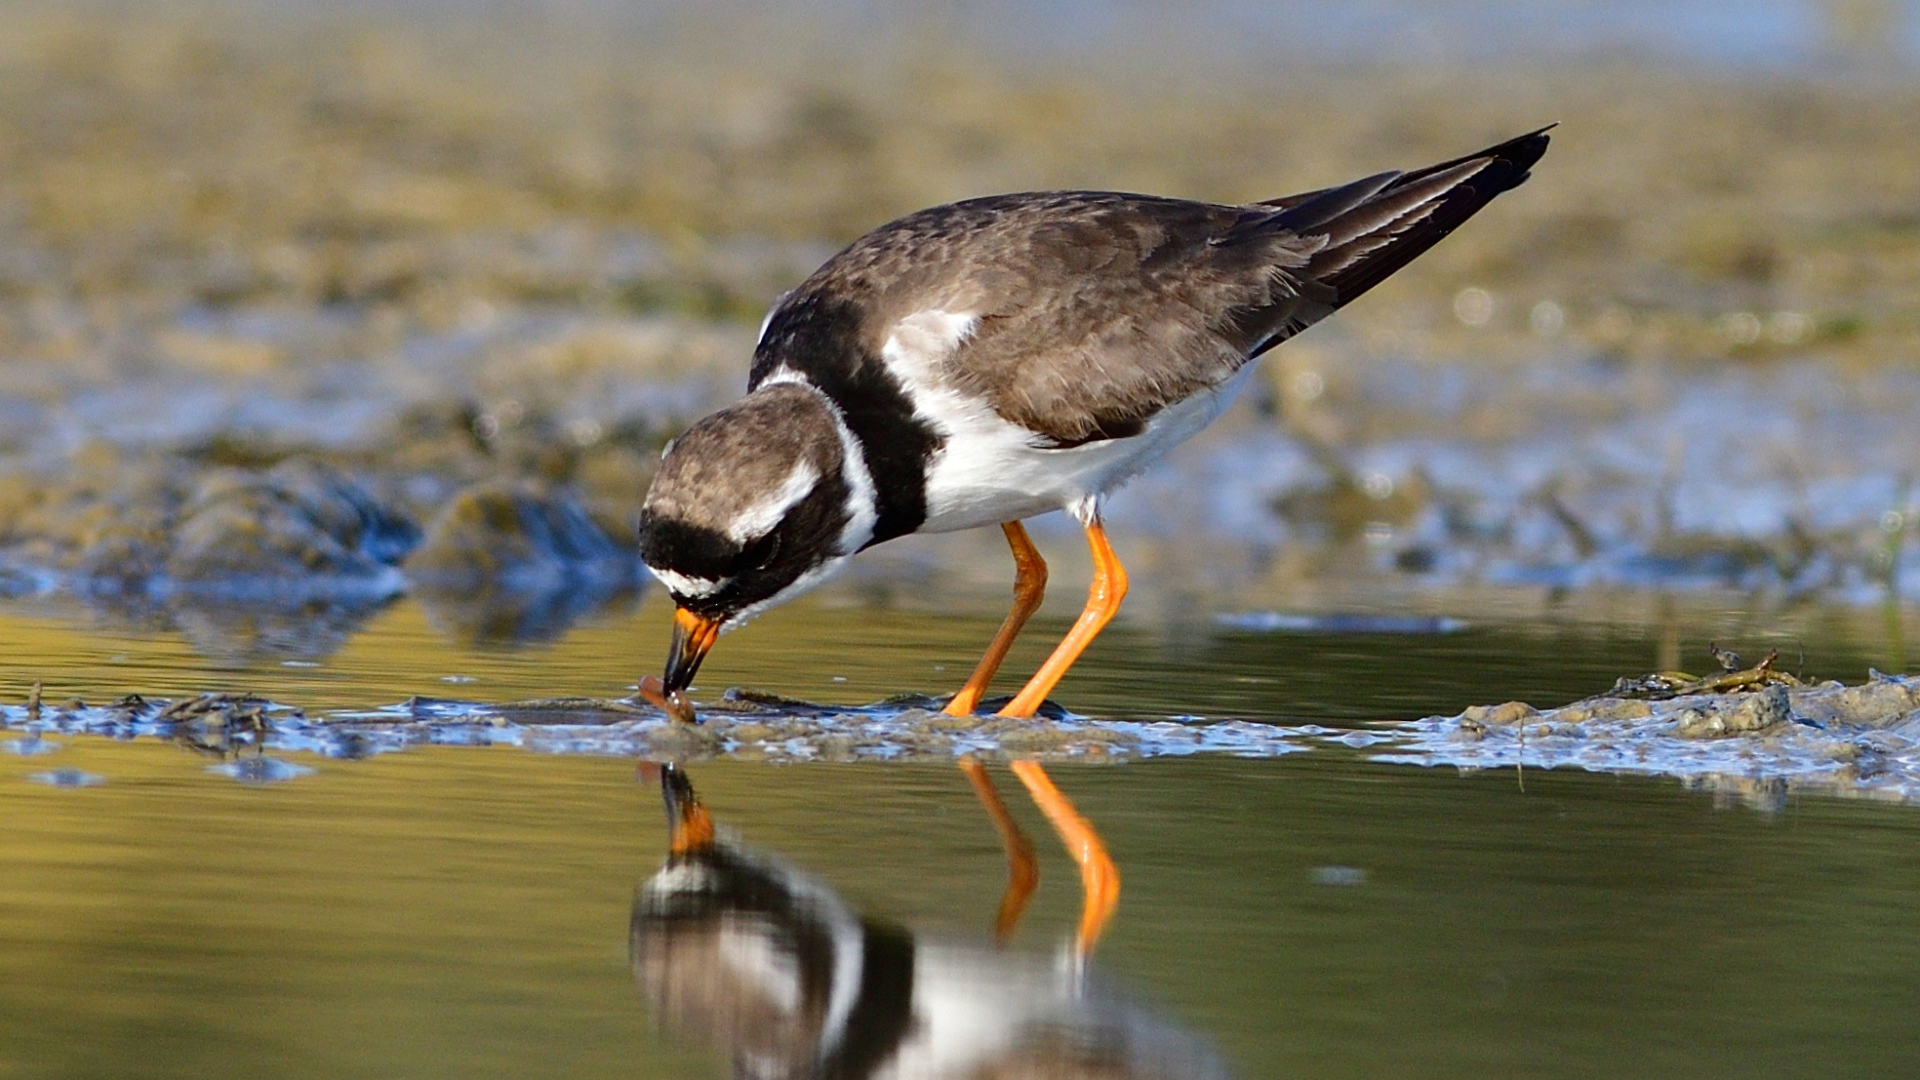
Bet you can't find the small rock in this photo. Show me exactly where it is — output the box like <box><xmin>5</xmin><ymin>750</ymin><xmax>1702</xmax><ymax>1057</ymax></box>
<box><xmin>1462</xmin><ymin>701</ymin><xmax>1539</xmax><ymax>727</ymax></box>
<box><xmin>1675</xmin><ymin>684</ymin><xmax>1792</xmax><ymax>738</ymax></box>
<box><xmin>405</xmin><ymin>480</ymin><xmax>636</xmax><ymax>592</ymax></box>
<box><xmin>1588</xmin><ymin>699</ymin><xmax>1653</xmax><ymax>721</ymax></box>
<box><xmin>1826</xmin><ymin>679</ymin><xmax>1920</xmax><ymax>728</ymax></box>
<box><xmin>166</xmin><ymin>459</ymin><xmax>417</xmax><ymax>590</ymax></box>
<box><xmin>208</xmin><ymin>756</ymin><xmax>315</xmax><ymax>784</ymax></box>
<box><xmin>643</xmin><ymin>721</ymin><xmax>723</xmax><ymax>759</ymax></box>
<box><xmin>29</xmin><ymin>767</ymin><xmax>106</xmax><ymax>787</ymax></box>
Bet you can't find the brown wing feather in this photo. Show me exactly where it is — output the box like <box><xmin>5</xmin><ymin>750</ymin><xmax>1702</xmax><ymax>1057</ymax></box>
<box><xmin>772</xmin><ymin>128</ymin><xmax>1549</xmax><ymax>446</ymax></box>
<box><xmin>933</xmin><ymin>196</ymin><xmax>1322</xmax><ymax>446</ymax></box>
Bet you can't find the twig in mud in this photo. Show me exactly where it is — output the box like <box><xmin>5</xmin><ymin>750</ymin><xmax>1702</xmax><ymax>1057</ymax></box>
<box><xmin>1515</xmin><ymin>721</ymin><xmax>1525</xmax><ymax>794</ymax></box>
<box><xmin>156</xmin><ymin>692</ymin><xmax>269</xmax><ymax>722</ymax></box>
<box><xmin>1603</xmin><ymin>647</ymin><xmax>1801</xmax><ymax>702</ymax></box>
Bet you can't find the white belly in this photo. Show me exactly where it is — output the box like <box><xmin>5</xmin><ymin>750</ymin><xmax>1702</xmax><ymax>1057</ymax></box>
<box><xmin>916</xmin><ymin>363</ymin><xmax>1256</xmax><ymax>533</ymax></box>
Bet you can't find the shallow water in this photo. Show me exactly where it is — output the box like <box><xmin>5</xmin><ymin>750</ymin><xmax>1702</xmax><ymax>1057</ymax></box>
<box><xmin>4</xmin><ymin>586</ymin><xmax>1920</xmax><ymax>1076</ymax></box>
<box><xmin>2</xmin><ymin>579</ymin><xmax>1913</xmax><ymax>721</ymax></box>
<box><xmin>7</xmin><ymin>732</ymin><xmax>1920</xmax><ymax>1078</ymax></box>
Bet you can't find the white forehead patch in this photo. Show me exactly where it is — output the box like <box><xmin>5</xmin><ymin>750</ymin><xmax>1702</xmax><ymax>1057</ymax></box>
<box><xmin>649</xmin><ymin>567</ymin><xmax>721</xmax><ymax>599</ymax></box>
<box><xmin>725</xmin><ymin>458</ymin><xmax>820</xmax><ymax>544</ymax></box>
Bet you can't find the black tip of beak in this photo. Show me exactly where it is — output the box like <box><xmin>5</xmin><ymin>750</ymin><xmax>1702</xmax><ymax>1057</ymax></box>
<box><xmin>662</xmin><ymin>641</ymin><xmax>701</xmax><ymax>697</ymax></box>
<box><xmin>657</xmin><ymin>762</ymin><xmax>695</xmax><ymax>820</ymax></box>
<box><xmin>638</xmin><ymin>608</ymin><xmax>720</xmax><ymax>723</ymax></box>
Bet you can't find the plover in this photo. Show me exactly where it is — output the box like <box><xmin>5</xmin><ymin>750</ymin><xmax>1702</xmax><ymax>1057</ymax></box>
<box><xmin>637</xmin><ymin>128</ymin><xmax>1550</xmax><ymax>721</ymax></box>
<box><xmin>634</xmin><ymin>763</ymin><xmax>1230</xmax><ymax>1078</ymax></box>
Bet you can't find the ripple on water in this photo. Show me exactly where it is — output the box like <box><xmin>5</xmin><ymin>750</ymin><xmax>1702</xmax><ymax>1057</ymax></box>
<box><xmin>207</xmin><ymin>756</ymin><xmax>316</xmax><ymax>784</ymax></box>
<box><xmin>27</xmin><ymin>766</ymin><xmax>105</xmax><ymax>787</ymax></box>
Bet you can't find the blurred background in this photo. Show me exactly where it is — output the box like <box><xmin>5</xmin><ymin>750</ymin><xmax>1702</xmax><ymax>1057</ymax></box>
<box><xmin>2</xmin><ymin>0</ymin><xmax>1919</xmax><ymax>659</ymax></box>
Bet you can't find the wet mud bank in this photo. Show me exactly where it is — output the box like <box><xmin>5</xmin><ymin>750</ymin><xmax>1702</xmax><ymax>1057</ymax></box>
<box><xmin>5</xmin><ymin>348</ymin><xmax>1919</xmax><ymax>651</ymax></box>
<box><xmin>1393</xmin><ymin>669</ymin><xmax>1920</xmax><ymax>806</ymax></box>
<box><xmin>0</xmin><ymin>408</ymin><xmax>665</xmax><ymax>629</ymax></box>
<box><xmin>8</xmin><ymin>668</ymin><xmax>1920</xmax><ymax>804</ymax></box>
<box><xmin>6</xmin><ymin>11</ymin><xmax>1920</xmax><ymax>634</ymax></box>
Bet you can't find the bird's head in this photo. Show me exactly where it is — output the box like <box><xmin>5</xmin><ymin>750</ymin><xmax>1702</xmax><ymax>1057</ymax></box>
<box><xmin>637</xmin><ymin>382</ymin><xmax>874</xmax><ymax>707</ymax></box>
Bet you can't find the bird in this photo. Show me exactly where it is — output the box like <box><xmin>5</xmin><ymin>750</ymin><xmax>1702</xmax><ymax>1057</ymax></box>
<box><xmin>636</xmin><ymin>128</ymin><xmax>1550</xmax><ymax>722</ymax></box>
<box><xmin>633</xmin><ymin>763</ymin><xmax>1232</xmax><ymax>1080</ymax></box>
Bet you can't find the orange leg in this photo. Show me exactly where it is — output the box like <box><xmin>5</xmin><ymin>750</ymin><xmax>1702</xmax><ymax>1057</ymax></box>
<box><xmin>958</xmin><ymin>757</ymin><xmax>1040</xmax><ymax>942</ymax></box>
<box><xmin>997</xmin><ymin>519</ymin><xmax>1128</xmax><ymax>720</ymax></box>
<box><xmin>1011</xmin><ymin>760</ymin><xmax>1119</xmax><ymax>956</ymax></box>
<box><xmin>944</xmin><ymin>522</ymin><xmax>1049</xmax><ymax>717</ymax></box>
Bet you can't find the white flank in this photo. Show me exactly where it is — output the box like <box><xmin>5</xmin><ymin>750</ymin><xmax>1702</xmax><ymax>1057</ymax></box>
<box><xmin>649</xmin><ymin>567</ymin><xmax>720</xmax><ymax>599</ymax></box>
<box><xmin>880</xmin><ymin>309</ymin><xmax>1260</xmax><ymax>533</ymax></box>
<box><xmin>888</xmin><ymin>308</ymin><xmax>978</xmax><ymax>361</ymax></box>
<box><xmin>725</xmin><ymin>457</ymin><xmax>820</xmax><ymax>544</ymax></box>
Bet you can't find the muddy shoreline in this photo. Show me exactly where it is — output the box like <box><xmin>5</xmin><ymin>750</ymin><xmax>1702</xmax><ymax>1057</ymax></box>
<box><xmin>9</xmin><ymin>664</ymin><xmax>1920</xmax><ymax>805</ymax></box>
<box><xmin>5</xmin><ymin>10</ymin><xmax>1920</xmax><ymax>630</ymax></box>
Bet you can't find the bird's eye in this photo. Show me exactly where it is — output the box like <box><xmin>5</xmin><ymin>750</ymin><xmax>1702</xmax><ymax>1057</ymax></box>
<box><xmin>735</xmin><ymin>530</ymin><xmax>780</xmax><ymax>574</ymax></box>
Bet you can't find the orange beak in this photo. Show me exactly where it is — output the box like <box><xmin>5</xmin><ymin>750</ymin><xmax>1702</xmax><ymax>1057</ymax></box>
<box><xmin>662</xmin><ymin>607</ymin><xmax>721</xmax><ymax>696</ymax></box>
<box><xmin>657</xmin><ymin>763</ymin><xmax>715</xmax><ymax>856</ymax></box>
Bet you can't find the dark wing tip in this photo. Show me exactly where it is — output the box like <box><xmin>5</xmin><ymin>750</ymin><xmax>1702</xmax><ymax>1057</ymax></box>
<box><xmin>1403</xmin><ymin>123</ymin><xmax>1555</xmax><ymax>195</ymax></box>
<box><xmin>1305</xmin><ymin>125</ymin><xmax>1555</xmax><ymax>308</ymax></box>
<box><xmin>1251</xmin><ymin>124</ymin><xmax>1553</xmax><ymax>214</ymax></box>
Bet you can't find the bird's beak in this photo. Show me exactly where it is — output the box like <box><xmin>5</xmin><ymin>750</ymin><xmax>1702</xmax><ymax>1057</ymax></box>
<box><xmin>663</xmin><ymin>606</ymin><xmax>721</xmax><ymax>695</ymax></box>
<box><xmin>654</xmin><ymin>763</ymin><xmax>715</xmax><ymax>856</ymax></box>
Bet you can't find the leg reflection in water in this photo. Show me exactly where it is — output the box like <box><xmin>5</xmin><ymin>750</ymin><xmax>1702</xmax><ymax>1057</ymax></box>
<box><xmin>958</xmin><ymin>757</ymin><xmax>1120</xmax><ymax>959</ymax></box>
<box><xmin>631</xmin><ymin>764</ymin><xmax>1229</xmax><ymax>1080</ymax></box>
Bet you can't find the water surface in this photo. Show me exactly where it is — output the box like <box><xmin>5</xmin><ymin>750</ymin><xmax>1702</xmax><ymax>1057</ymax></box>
<box><xmin>6</xmin><ymin>738</ymin><xmax>1920</xmax><ymax>1079</ymax></box>
<box><xmin>3</xmin><ymin>588</ymin><xmax>1919</xmax><ymax>1077</ymax></box>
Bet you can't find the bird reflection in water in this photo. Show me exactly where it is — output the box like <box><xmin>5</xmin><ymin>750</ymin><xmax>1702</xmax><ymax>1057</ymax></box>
<box><xmin>631</xmin><ymin>763</ymin><xmax>1230</xmax><ymax>1079</ymax></box>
